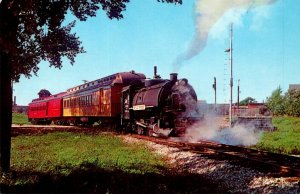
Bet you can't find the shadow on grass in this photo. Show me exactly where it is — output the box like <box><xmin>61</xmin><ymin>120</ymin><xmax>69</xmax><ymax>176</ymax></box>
<box><xmin>1</xmin><ymin>163</ymin><xmax>225</xmax><ymax>193</ymax></box>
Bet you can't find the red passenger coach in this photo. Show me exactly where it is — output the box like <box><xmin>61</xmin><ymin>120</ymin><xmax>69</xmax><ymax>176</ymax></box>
<box><xmin>28</xmin><ymin>92</ymin><xmax>66</xmax><ymax>124</ymax></box>
<box><xmin>28</xmin><ymin>101</ymin><xmax>47</xmax><ymax>121</ymax></box>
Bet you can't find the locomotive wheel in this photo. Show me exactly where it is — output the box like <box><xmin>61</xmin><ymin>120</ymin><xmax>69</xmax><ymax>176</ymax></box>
<box><xmin>147</xmin><ymin>129</ymin><xmax>154</xmax><ymax>136</ymax></box>
<box><xmin>137</xmin><ymin>126</ymin><xmax>145</xmax><ymax>135</ymax></box>
<box><xmin>31</xmin><ymin>119</ymin><xmax>37</xmax><ymax>125</ymax></box>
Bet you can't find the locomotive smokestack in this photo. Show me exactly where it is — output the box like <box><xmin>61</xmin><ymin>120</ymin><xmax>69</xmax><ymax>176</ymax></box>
<box><xmin>153</xmin><ymin>66</ymin><xmax>161</xmax><ymax>79</ymax></box>
<box><xmin>154</xmin><ymin>66</ymin><xmax>157</xmax><ymax>78</ymax></box>
<box><xmin>170</xmin><ymin>73</ymin><xmax>178</xmax><ymax>81</ymax></box>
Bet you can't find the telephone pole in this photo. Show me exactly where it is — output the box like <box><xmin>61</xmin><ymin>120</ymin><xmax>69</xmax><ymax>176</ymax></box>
<box><xmin>229</xmin><ymin>23</ymin><xmax>233</xmax><ymax>127</ymax></box>
<box><xmin>225</xmin><ymin>23</ymin><xmax>233</xmax><ymax>126</ymax></box>
<box><xmin>213</xmin><ymin>77</ymin><xmax>217</xmax><ymax>109</ymax></box>
<box><xmin>237</xmin><ymin>79</ymin><xmax>240</xmax><ymax>110</ymax></box>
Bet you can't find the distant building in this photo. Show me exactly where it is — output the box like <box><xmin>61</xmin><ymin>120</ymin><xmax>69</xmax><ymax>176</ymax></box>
<box><xmin>197</xmin><ymin>100</ymin><xmax>229</xmax><ymax>116</ymax></box>
<box><xmin>12</xmin><ymin>105</ymin><xmax>28</xmax><ymax>113</ymax></box>
<box><xmin>12</xmin><ymin>95</ymin><xmax>28</xmax><ymax>113</ymax></box>
<box><xmin>289</xmin><ymin>84</ymin><xmax>300</xmax><ymax>91</ymax></box>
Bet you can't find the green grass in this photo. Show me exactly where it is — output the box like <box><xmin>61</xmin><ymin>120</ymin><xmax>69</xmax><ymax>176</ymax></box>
<box><xmin>10</xmin><ymin>132</ymin><xmax>166</xmax><ymax>174</ymax></box>
<box><xmin>2</xmin><ymin>132</ymin><xmax>167</xmax><ymax>187</ymax></box>
<box><xmin>255</xmin><ymin>117</ymin><xmax>300</xmax><ymax>155</ymax></box>
<box><xmin>12</xmin><ymin>113</ymin><xmax>30</xmax><ymax>125</ymax></box>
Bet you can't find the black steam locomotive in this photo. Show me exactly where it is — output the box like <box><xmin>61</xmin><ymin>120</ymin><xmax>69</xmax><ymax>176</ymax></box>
<box><xmin>121</xmin><ymin>67</ymin><xmax>201</xmax><ymax>136</ymax></box>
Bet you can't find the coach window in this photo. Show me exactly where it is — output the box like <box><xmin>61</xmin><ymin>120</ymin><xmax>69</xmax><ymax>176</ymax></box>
<box><xmin>85</xmin><ymin>96</ymin><xmax>88</xmax><ymax>106</ymax></box>
<box><xmin>81</xmin><ymin>96</ymin><xmax>85</xmax><ymax>106</ymax></box>
<box><xmin>92</xmin><ymin>94</ymin><xmax>95</xmax><ymax>105</ymax></box>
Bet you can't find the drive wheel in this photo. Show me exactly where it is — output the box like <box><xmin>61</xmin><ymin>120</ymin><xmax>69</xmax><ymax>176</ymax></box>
<box><xmin>137</xmin><ymin>126</ymin><xmax>145</xmax><ymax>135</ymax></box>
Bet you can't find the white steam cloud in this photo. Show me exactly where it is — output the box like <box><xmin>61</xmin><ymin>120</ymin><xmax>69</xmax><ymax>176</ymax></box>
<box><xmin>173</xmin><ymin>0</ymin><xmax>277</xmax><ymax>71</ymax></box>
<box><xmin>184</xmin><ymin>114</ymin><xmax>263</xmax><ymax>146</ymax></box>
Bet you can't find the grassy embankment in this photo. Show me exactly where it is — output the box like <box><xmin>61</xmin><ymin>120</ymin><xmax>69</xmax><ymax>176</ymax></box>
<box><xmin>255</xmin><ymin>117</ymin><xmax>300</xmax><ymax>155</ymax></box>
<box><xmin>12</xmin><ymin>112</ymin><xmax>30</xmax><ymax>125</ymax></box>
<box><xmin>10</xmin><ymin>132</ymin><xmax>165</xmax><ymax>175</ymax></box>
<box><xmin>1</xmin><ymin>131</ymin><xmax>168</xmax><ymax>192</ymax></box>
<box><xmin>6</xmin><ymin>113</ymin><xmax>167</xmax><ymax>190</ymax></box>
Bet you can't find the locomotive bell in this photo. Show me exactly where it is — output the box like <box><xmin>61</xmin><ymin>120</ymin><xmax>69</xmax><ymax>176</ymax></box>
<box><xmin>170</xmin><ymin>73</ymin><xmax>178</xmax><ymax>81</ymax></box>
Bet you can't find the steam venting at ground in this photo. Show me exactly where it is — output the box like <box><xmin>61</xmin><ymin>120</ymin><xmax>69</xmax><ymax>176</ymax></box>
<box><xmin>184</xmin><ymin>113</ymin><xmax>263</xmax><ymax>146</ymax></box>
<box><xmin>173</xmin><ymin>0</ymin><xmax>277</xmax><ymax>71</ymax></box>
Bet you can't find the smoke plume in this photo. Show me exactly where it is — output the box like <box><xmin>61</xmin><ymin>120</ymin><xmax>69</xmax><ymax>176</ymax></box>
<box><xmin>173</xmin><ymin>0</ymin><xmax>277</xmax><ymax>71</ymax></box>
<box><xmin>184</xmin><ymin>114</ymin><xmax>262</xmax><ymax>146</ymax></box>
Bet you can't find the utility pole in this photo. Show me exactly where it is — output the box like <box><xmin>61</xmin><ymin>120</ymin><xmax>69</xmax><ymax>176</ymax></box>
<box><xmin>237</xmin><ymin>79</ymin><xmax>240</xmax><ymax>109</ymax></box>
<box><xmin>225</xmin><ymin>23</ymin><xmax>233</xmax><ymax>126</ymax></box>
<box><xmin>229</xmin><ymin>23</ymin><xmax>233</xmax><ymax>127</ymax></box>
<box><xmin>213</xmin><ymin>77</ymin><xmax>217</xmax><ymax>110</ymax></box>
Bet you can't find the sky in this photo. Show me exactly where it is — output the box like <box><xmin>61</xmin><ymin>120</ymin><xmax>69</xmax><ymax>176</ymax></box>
<box><xmin>14</xmin><ymin>0</ymin><xmax>300</xmax><ymax>105</ymax></box>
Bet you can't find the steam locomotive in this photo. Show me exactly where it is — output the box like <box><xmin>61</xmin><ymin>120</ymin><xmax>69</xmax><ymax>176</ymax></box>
<box><xmin>28</xmin><ymin>67</ymin><xmax>201</xmax><ymax>136</ymax></box>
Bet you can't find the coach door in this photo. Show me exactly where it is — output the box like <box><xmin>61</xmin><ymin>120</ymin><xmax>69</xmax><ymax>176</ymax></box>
<box><xmin>46</xmin><ymin>102</ymin><xmax>49</xmax><ymax>117</ymax></box>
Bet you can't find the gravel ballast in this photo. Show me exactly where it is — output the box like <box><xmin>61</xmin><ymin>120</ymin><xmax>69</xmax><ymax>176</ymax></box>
<box><xmin>122</xmin><ymin>135</ymin><xmax>300</xmax><ymax>193</ymax></box>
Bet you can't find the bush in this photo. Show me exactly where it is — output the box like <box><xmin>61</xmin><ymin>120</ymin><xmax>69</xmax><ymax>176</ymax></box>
<box><xmin>266</xmin><ymin>87</ymin><xmax>300</xmax><ymax>117</ymax></box>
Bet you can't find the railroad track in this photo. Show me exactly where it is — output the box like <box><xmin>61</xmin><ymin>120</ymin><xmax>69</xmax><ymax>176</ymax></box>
<box><xmin>130</xmin><ymin>134</ymin><xmax>300</xmax><ymax>177</ymax></box>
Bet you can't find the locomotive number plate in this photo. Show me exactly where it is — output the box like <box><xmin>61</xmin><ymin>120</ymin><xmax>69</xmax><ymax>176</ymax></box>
<box><xmin>133</xmin><ymin>104</ymin><xmax>146</xmax><ymax>110</ymax></box>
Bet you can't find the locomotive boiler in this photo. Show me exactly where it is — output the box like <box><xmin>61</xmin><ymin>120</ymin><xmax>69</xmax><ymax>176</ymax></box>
<box><xmin>121</xmin><ymin>67</ymin><xmax>201</xmax><ymax>137</ymax></box>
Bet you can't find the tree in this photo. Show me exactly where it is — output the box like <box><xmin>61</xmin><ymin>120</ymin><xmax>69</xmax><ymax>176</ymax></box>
<box><xmin>266</xmin><ymin>87</ymin><xmax>286</xmax><ymax>116</ymax></box>
<box><xmin>239</xmin><ymin>97</ymin><xmax>257</xmax><ymax>106</ymax></box>
<box><xmin>0</xmin><ymin>0</ymin><xmax>183</xmax><ymax>172</ymax></box>
<box><xmin>285</xmin><ymin>89</ymin><xmax>300</xmax><ymax>117</ymax></box>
